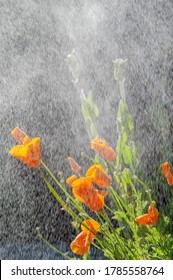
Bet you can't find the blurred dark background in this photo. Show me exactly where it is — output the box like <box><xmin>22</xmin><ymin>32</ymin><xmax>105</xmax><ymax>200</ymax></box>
<box><xmin>0</xmin><ymin>0</ymin><xmax>172</xmax><ymax>259</ymax></box>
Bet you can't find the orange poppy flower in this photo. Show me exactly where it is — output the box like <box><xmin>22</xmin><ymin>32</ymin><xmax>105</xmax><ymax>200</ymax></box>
<box><xmin>68</xmin><ymin>157</ymin><xmax>81</xmax><ymax>174</ymax></box>
<box><xmin>135</xmin><ymin>201</ymin><xmax>159</xmax><ymax>225</ymax></box>
<box><xmin>9</xmin><ymin>127</ymin><xmax>41</xmax><ymax>168</ymax></box>
<box><xmin>71</xmin><ymin>177</ymin><xmax>104</xmax><ymax>211</ymax></box>
<box><xmin>66</xmin><ymin>175</ymin><xmax>78</xmax><ymax>186</ymax></box>
<box><xmin>70</xmin><ymin>219</ymin><xmax>100</xmax><ymax>255</ymax></box>
<box><xmin>162</xmin><ymin>162</ymin><xmax>173</xmax><ymax>186</ymax></box>
<box><xmin>86</xmin><ymin>164</ymin><xmax>111</xmax><ymax>188</ymax></box>
<box><xmin>91</xmin><ymin>137</ymin><xmax>116</xmax><ymax>162</ymax></box>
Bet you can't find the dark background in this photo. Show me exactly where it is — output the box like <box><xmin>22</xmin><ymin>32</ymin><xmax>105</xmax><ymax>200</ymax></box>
<box><xmin>0</xmin><ymin>0</ymin><xmax>172</xmax><ymax>259</ymax></box>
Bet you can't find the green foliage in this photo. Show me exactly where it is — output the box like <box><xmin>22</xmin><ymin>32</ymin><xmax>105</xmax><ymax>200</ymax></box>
<box><xmin>37</xmin><ymin>69</ymin><xmax>173</xmax><ymax>260</ymax></box>
<box><xmin>10</xmin><ymin>55</ymin><xmax>173</xmax><ymax>260</ymax></box>
<box><xmin>123</xmin><ymin>145</ymin><xmax>133</xmax><ymax>165</ymax></box>
<box><xmin>80</xmin><ymin>91</ymin><xmax>99</xmax><ymax>138</ymax></box>
<box><xmin>116</xmin><ymin>99</ymin><xmax>136</xmax><ymax>171</ymax></box>
<box><xmin>81</xmin><ymin>91</ymin><xmax>99</xmax><ymax>121</ymax></box>
<box><xmin>117</xmin><ymin>100</ymin><xmax>134</xmax><ymax>135</ymax></box>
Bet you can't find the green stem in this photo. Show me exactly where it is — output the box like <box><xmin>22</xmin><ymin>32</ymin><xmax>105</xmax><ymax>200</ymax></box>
<box><xmin>134</xmin><ymin>176</ymin><xmax>152</xmax><ymax>203</ymax></box>
<box><xmin>40</xmin><ymin>160</ymin><xmax>86</xmax><ymax>214</ymax></box>
<box><xmin>104</xmin><ymin>204</ymin><xmax>115</xmax><ymax>214</ymax></box>
<box><xmin>36</xmin><ymin>228</ymin><xmax>72</xmax><ymax>260</ymax></box>
<box><xmin>119</xmin><ymin>79</ymin><xmax>125</xmax><ymax>102</ymax></box>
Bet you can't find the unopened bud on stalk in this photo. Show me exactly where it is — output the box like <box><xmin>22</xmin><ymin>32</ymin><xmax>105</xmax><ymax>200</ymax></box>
<box><xmin>113</xmin><ymin>58</ymin><xmax>127</xmax><ymax>81</ymax></box>
<box><xmin>68</xmin><ymin>156</ymin><xmax>81</xmax><ymax>174</ymax></box>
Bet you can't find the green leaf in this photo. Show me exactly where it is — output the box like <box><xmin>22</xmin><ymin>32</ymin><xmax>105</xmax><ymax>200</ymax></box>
<box><xmin>117</xmin><ymin>100</ymin><xmax>134</xmax><ymax>134</ymax></box>
<box><xmin>112</xmin><ymin>211</ymin><xmax>128</xmax><ymax>222</ymax></box>
<box><xmin>90</xmin><ymin>122</ymin><xmax>98</xmax><ymax>138</ymax></box>
<box><xmin>121</xmin><ymin>168</ymin><xmax>132</xmax><ymax>185</ymax></box>
<box><xmin>123</xmin><ymin>145</ymin><xmax>133</xmax><ymax>165</ymax></box>
<box><xmin>114</xmin><ymin>173</ymin><xmax>121</xmax><ymax>184</ymax></box>
<box><xmin>127</xmin><ymin>114</ymin><xmax>134</xmax><ymax>131</ymax></box>
<box><xmin>81</xmin><ymin>101</ymin><xmax>91</xmax><ymax>121</ymax></box>
<box><xmin>116</xmin><ymin>132</ymin><xmax>127</xmax><ymax>155</ymax></box>
<box><xmin>81</xmin><ymin>91</ymin><xmax>99</xmax><ymax>122</ymax></box>
<box><xmin>87</xmin><ymin>90</ymin><xmax>93</xmax><ymax>104</ymax></box>
<box><xmin>117</xmin><ymin>100</ymin><xmax>126</xmax><ymax>121</ymax></box>
<box><xmin>93</xmin><ymin>103</ymin><xmax>99</xmax><ymax>117</ymax></box>
<box><xmin>87</xmin><ymin>91</ymin><xmax>99</xmax><ymax>118</ymax></box>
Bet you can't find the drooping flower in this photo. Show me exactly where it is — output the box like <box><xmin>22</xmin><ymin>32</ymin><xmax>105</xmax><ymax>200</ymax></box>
<box><xmin>9</xmin><ymin>127</ymin><xmax>41</xmax><ymax>168</ymax></box>
<box><xmin>71</xmin><ymin>177</ymin><xmax>104</xmax><ymax>211</ymax></box>
<box><xmin>135</xmin><ymin>201</ymin><xmax>159</xmax><ymax>225</ymax></box>
<box><xmin>70</xmin><ymin>219</ymin><xmax>100</xmax><ymax>255</ymax></box>
<box><xmin>162</xmin><ymin>162</ymin><xmax>173</xmax><ymax>186</ymax></box>
<box><xmin>66</xmin><ymin>175</ymin><xmax>78</xmax><ymax>186</ymax></box>
<box><xmin>91</xmin><ymin>137</ymin><xmax>116</xmax><ymax>162</ymax></box>
<box><xmin>86</xmin><ymin>164</ymin><xmax>111</xmax><ymax>188</ymax></box>
<box><xmin>68</xmin><ymin>157</ymin><xmax>81</xmax><ymax>174</ymax></box>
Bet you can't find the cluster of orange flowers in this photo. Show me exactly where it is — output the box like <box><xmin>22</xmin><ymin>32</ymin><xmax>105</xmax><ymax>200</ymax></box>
<box><xmin>9</xmin><ymin>127</ymin><xmax>173</xmax><ymax>256</ymax></box>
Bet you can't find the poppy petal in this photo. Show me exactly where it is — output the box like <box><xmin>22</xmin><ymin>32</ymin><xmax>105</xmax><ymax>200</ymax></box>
<box><xmin>71</xmin><ymin>177</ymin><xmax>104</xmax><ymax>211</ymax></box>
<box><xmin>91</xmin><ymin>137</ymin><xmax>116</xmax><ymax>162</ymax></box>
<box><xmin>148</xmin><ymin>201</ymin><xmax>159</xmax><ymax>224</ymax></box>
<box><xmin>70</xmin><ymin>219</ymin><xmax>100</xmax><ymax>256</ymax></box>
<box><xmin>66</xmin><ymin>175</ymin><xmax>78</xmax><ymax>186</ymax></box>
<box><xmin>70</xmin><ymin>231</ymin><xmax>91</xmax><ymax>255</ymax></box>
<box><xmin>162</xmin><ymin>162</ymin><xmax>173</xmax><ymax>186</ymax></box>
<box><xmin>86</xmin><ymin>164</ymin><xmax>111</xmax><ymax>188</ymax></box>
<box><xmin>135</xmin><ymin>214</ymin><xmax>151</xmax><ymax>225</ymax></box>
<box><xmin>9</xmin><ymin>137</ymin><xmax>41</xmax><ymax>168</ymax></box>
<box><xmin>81</xmin><ymin>219</ymin><xmax>100</xmax><ymax>235</ymax></box>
